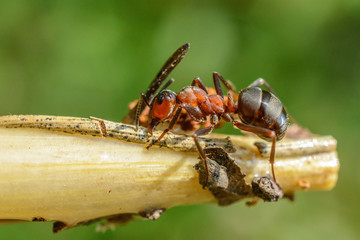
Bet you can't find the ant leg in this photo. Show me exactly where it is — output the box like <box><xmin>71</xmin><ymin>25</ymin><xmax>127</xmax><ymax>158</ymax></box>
<box><xmin>147</xmin><ymin>102</ymin><xmax>203</xmax><ymax>138</ymax></box>
<box><xmin>193</xmin><ymin>124</ymin><xmax>215</xmax><ymax>187</ymax></box>
<box><xmin>232</xmin><ymin>120</ymin><xmax>278</xmax><ymax>183</ymax></box>
<box><xmin>222</xmin><ymin>112</ymin><xmax>234</xmax><ymax>122</ymax></box>
<box><xmin>146</xmin><ymin>106</ymin><xmax>182</xmax><ymax>149</ymax></box>
<box><xmin>213</xmin><ymin>72</ymin><xmax>237</xmax><ymax>92</ymax></box>
<box><xmin>213</xmin><ymin>72</ymin><xmax>238</xmax><ymax>113</ymax></box>
<box><xmin>148</xmin><ymin>117</ymin><xmax>161</xmax><ymax>136</ymax></box>
<box><xmin>226</xmin><ymin>92</ymin><xmax>237</xmax><ymax>113</ymax></box>
<box><xmin>212</xmin><ymin>72</ymin><xmax>224</xmax><ymax>97</ymax></box>
<box><xmin>192</xmin><ymin>77</ymin><xmax>208</xmax><ymax>94</ymax></box>
<box><xmin>181</xmin><ymin>103</ymin><xmax>206</xmax><ymax>122</ymax></box>
<box><xmin>248</xmin><ymin>78</ymin><xmax>276</xmax><ymax>94</ymax></box>
<box><xmin>159</xmin><ymin>78</ymin><xmax>175</xmax><ymax>93</ymax></box>
<box><xmin>135</xmin><ymin>93</ymin><xmax>151</xmax><ymax>131</ymax></box>
<box><xmin>213</xmin><ymin>72</ymin><xmax>238</xmax><ymax>109</ymax></box>
<box><xmin>141</xmin><ymin>93</ymin><xmax>151</xmax><ymax>107</ymax></box>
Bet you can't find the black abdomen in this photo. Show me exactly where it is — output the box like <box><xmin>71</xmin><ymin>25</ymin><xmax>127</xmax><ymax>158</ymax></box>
<box><xmin>237</xmin><ymin>87</ymin><xmax>288</xmax><ymax>141</ymax></box>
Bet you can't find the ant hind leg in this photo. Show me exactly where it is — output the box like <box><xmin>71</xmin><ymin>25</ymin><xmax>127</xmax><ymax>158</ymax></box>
<box><xmin>213</xmin><ymin>72</ymin><xmax>237</xmax><ymax>93</ymax></box>
<box><xmin>192</xmin><ymin>77</ymin><xmax>208</xmax><ymax>94</ymax></box>
<box><xmin>232</xmin><ymin>120</ymin><xmax>278</xmax><ymax>183</ymax></box>
<box><xmin>248</xmin><ymin>78</ymin><xmax>276</xmax><ymax>95</ymax></box>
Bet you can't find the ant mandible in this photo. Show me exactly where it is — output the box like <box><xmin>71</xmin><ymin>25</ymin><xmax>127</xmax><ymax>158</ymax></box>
<box><xmin>135</xmin><ymin>43</ymin><xmax>288</xmax><ymax>185</ymax></box>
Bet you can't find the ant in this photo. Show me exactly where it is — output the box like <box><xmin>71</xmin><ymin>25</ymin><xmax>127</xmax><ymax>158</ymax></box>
<box><xmin>134</xmin><ymin>43</ymin><xmax>288</xmax><ymax>186</ymax></box>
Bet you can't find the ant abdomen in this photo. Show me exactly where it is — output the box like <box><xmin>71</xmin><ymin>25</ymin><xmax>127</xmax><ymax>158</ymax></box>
<box><xmin>237</xmin><ymin>87</ymin><xmax>288</xmax><ymax>141</ymax></box>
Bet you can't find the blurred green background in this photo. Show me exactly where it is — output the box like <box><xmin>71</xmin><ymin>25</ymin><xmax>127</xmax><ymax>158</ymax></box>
<box><xmin>0</xmin><ymin>0</ymin><xmax>359</xmax><ymax>239</ymax></box>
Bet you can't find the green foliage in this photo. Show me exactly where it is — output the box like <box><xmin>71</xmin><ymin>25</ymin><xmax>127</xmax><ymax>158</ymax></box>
<box><xmin>0</xmin><ymin>0</ymin><xmax>359</xmax><ymax>239</ymax></box>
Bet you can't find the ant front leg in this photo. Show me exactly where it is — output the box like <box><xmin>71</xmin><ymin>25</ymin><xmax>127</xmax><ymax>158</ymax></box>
<box><xmin>146</xmin><ymin>106</ymin><xmax>182</xmax><ymax>149</ymax></box>
<box><xmin>232</xmin><ymin>120</ymin><xmax>278</xmax><ymax>183</ymax></box>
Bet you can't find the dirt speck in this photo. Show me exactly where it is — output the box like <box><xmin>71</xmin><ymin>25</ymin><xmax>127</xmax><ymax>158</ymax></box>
<box><xmin>139</xmin><ymin>208</ymin><xmax>166</xmax><ymax>220</ymax></box>
<box><xmin>32</xmin><ymin>217</ymin><xmax>46</xmax><ymax>222</ymax></box>
<box><xmin>53</xmin><ymin>221</ymin><xmax>67</xmax><ymax>233</ymax></box>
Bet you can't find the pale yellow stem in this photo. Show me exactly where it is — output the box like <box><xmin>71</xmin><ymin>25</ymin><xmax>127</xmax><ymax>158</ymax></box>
<box><xmin>0</xmin><ymin>115</ymin><xmax>339</xmax><ymax>231</ymax></box>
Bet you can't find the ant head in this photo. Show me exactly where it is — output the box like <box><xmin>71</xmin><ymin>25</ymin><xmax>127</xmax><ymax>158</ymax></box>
<box><xmin>150</xmin><ymin>90</ymin><xmax>177</xmax><ymax>121</ymax></box>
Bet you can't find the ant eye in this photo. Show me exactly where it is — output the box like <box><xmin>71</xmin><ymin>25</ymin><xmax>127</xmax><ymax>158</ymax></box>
<box><xmin>157</xmin><ymin>94</ymin><xmax>165</xmax><ymax>104</ymax></box>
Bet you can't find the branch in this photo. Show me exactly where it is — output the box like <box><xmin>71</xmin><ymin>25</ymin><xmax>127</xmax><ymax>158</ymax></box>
<box><xmin>0</xmin><ymin>115</ymin><xmax>339</xmax><ymax>232</ymax></box>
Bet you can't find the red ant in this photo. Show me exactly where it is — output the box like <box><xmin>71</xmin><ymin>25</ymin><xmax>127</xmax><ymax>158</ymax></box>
<box><xmin>134</xmin><ymin>44</ymin><xmax>288</xmax><ymax>186</ymax></box>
